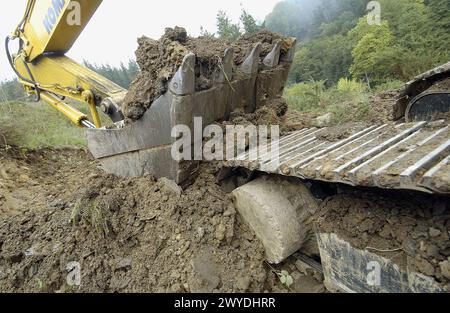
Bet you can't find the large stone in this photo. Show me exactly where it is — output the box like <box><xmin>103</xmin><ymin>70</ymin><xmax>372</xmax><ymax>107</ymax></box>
<box><xmin>318</xmin><ymin>233</ymin><xmax>444</xmax><ymax>293</ymax></box>
<box><xmin>232</xmin><ymin>176</ymin><xmax>319</xmax><ymax>264</ymax></box>
<box><xmin>158</xmin><ymin>177</ymin><xmax>183</xmax><ymax>197</ymax></box>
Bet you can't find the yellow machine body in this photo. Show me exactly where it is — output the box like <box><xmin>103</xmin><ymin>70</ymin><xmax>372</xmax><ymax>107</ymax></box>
<box><xmin>8</xmin><ymin>0</ymin><xmax>127</xmax><ymax>128</ymax></box>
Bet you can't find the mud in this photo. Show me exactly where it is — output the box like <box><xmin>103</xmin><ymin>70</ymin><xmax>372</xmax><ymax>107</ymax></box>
<box><xmin>428</xmin><ymin>77</ymin><xmax>450</xmax><ymax>92</ymax></box>
<box><xmin>0</xmin><ymin>148</ymin><xmax>322</xmax><ymax>293</ymax></box>
<box><xmin>316</xmin><ymin>187</ymin><xmax>450</xmax><ymax>290</ymax></box>
<box><xmin>122</xmin><ymin>28</ymin><xmax>188</xmax><ymax>121</ymax></box>
<box><xmin>222</xmin><ymin>97</ymin><xmax>308</xmax><ymax>136</ymax></box>
<box><xmin>316</xmin><ymin>122</ymin><xmax>369</xmax><ymax>142</ymax></box>
<box><xmin>233</xmin><ymin>30</ymin><xmax>294</xmax><ymax>66</ymax></box>
<box><xmin>368</xmin><ymin>90</ymin><xmax>402</xmax><ymax>122</ymax></box>
<box><xmin>122</xmin><ymin>27</ymin><xmax>291</xmax><ymax>121</ymax></box>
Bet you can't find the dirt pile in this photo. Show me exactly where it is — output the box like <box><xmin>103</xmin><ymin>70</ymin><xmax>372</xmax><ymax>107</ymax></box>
<box><xmin>233</xmin><ymin>30</ymin><xmax>294</xmax><ymax>65</ymax></box>
<box><xmin>122</xmin><ymin>27</ymin><xmax>292</xmax><ymax>121</ymax></box>
<box><xmin>221</xmin><ymin>97</ymin><xmax>309</xmax><ymax>136</ymax></box>
<box><xmin>367</xmin><ymin>90</ymin><xmax>401</xmax><ymax>122</ymax></box>
<box><xmin>316</xmin><ymin>187</ymin><xmax>450</xmax><ymax>290</ymax></box>
<box><xmin>122</xmin><ymin>27</ymin><xmax>189</xmax><ymax>120</ymax></box>
<box><xmin>0</xmin><ymin>148</ymin><xmax>321</xmax><ymax>293</ymax></box>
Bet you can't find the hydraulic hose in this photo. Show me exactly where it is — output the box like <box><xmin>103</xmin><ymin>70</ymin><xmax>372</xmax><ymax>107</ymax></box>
<box><xmin>5</xmin><ymin>35</ymin><xmax>40</xmax><ymax>102</ymax></box>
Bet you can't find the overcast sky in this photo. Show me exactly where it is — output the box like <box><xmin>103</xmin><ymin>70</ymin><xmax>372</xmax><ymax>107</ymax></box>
<box><xmin>1</xmin><ymin>0</ymin><xmax>280</xmax><ymax>81</ymax></box>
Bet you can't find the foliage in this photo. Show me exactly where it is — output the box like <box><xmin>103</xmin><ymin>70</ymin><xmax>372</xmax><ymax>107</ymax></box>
<box><xmin>373</xmin><ymin>80</ymin><xmax>404</xmax><ymax>93</ymax></box>
<box><xmin>288</xmin><ymin>34</ymin><xmax>353</xmax><ymax>86</ymax></box>
<box><xmin>284</xmin><ymin>79</ymin><xmax>375</xmax><ymax>125</ymax></box>
<box><xmin>284</xmin><ymin>80</ymin><xmax>327</xmax><ymax>112</ymax></box>
<box><xmin>264</xmin><ymin>0</ymin><xmax>450</xmax><ymax>86</ymax></box>
<box><xmin>336</xmin><ymin>77</ymin><xmax>366</xmax><ymax>94</ymax></box>
<box><xmin>0</xmin><ymin>101</ymin><xmax>88</xmax><ymax>148</ymax></box>
<box><xmin>1</xmin><ymin>60</ymin><xmax>139</xmax><ymax>103</ymax></box>
<box><xmin>215</xmin><ymin>9</ymin><xmax>262</xmax><ymax>41</ymax></box>
<box><xmin>240</xmin><ymin>9</ymin><xmax>261</xmax><ymax>35</ymax></box>
<box><xmin>0</xmin><ymin>79</ymin><xmax>27</xmax><ymax>102</ymax></box>
<box><xmin>277</xmin><ymin>270</ymin><xmax>294</xmax><ymax>288</ymax></box>
<box><xmin>83</xmin><ymin>59</ymin><xmax>139</xmax><ymax>89</ymax></box>
<box><xmin>216</xmin><ymin>10</ymin><xmax>241</xmax><ymax>41</ymax></box>
<box><xmin>349</xmin><ymin>21</ymin><xmax>396</xmax><ymax>85</ymax></box>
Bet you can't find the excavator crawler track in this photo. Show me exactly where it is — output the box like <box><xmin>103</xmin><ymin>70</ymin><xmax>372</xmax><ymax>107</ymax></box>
<box><xmin>228</xmin><ymin>122</ymin><xmax>450</xmax><ymax>194</ymax></box>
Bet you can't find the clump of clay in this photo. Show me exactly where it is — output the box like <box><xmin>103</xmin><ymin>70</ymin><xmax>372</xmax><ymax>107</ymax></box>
<box><xmin>122</xmin><ymin>27</ymin><xmax>292</xmax><ymax>121</ymax></box>
<box><xmin>122</xmin><ymin>27</ymin><xmax>189</xmax><ymax>120</ymax></box>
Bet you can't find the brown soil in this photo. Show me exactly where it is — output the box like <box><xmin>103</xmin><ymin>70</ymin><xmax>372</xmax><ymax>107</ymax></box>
<box><xmin>0</xmin><ymin>147</ymin><xmax>323</xmax><ymax>293</ymax></box>
<box><xmin>233</xmin><ymin>30</ymin><xmax>294</xmax><ymax>66</ymax></box>
<box><xmin>315</xmin><ymin>122</ymin><xmax>369</xmax><ymax>142</ymax></box>
<box><xmin>316</xmin><ymin>187</ymin><xmax>450</xmax><ymax>290</ymax></box>
<box><xmin>428</xmin><ymin>77</ymin><xmax>450</xmax><ymax>92</ymax></box>
<box><xmin>222</xmin><ymin>97</ymin><xmax>309</xmax><ymax>136</ymax></box>
<box><xmin>368</xmin><ymin>90</ymin><xmax>401</xmax><ymax>122</ymax></box>
<box><xmin>122</xmin><ymin>27</ymin><xmax>189</xmax><ymax>121</ymax></box>
<box><xmin>122</xmin><ymin>27</ymin><xmax>291</xmax><ymax>122</ymax></box>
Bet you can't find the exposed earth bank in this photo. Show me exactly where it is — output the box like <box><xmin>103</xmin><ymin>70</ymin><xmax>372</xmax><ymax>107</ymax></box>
<box><xmin>0</xmin><ymin>148</ymin><xmax>324</xmax><ymax>293</ymax></box>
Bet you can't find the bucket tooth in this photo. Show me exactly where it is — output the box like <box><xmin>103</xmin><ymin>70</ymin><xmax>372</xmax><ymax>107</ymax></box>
<box><xmin>280</xmin><ymin>38</ymin><xmax>297</xmax><ymax>63</ymax></box>
<box><xmin>240</xmin><ymin>43</ymin><xmax>262</xmax><ymax>75</ymax></box>
<box><xmin>169</xmin><ymin>52</ymin><xmax>196</xmax><ymax>96</ymax></box>
<box><xmin>214</xmin><ymin>47</ymin><xmax>234</xmax><ymax>83</ymax></box>
<box><xmin>263</xmin><ymin>41</ymin><xmax>282</xmax><ymax>68</ymax></box>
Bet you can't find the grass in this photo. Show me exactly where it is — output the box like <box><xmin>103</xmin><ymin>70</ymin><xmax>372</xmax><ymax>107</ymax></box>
<box><xmin>71</xmin><ymin>198</ymin><xmax>113</xmax><ymax>238</ymax></box>
<box><xmin>0</xmin><ymin>101</ymin><xmax>111</xmax><ymax>149</ymax></box>
<box><xmin>284</xmin><ymin>78</ymin><xmax>404</xmax><ymax>125</ymax></box>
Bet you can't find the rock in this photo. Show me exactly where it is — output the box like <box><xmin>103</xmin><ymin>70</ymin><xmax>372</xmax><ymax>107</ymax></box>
<box><xmin>215</xmin><ymin>224</ymin><xmax>226</xmax><ymax>241</ymax></box>
<box><xmin>295</xmin><ymin>259</ymin><xmax>313</xmax><ymax>276</ymax></box>
<box><xmin>8</xmin><ymin>252</ymin><xmax>23</xmax><ymax>264</ymax></box>
<box><xmin>236</xmin><ymin>276</ymin><xmax>251</xmax><ymax>291</ymax></box>
<box><xmin>88</xmin><ymin>173</ymin><xmax>99</xmax><ymax>180</ymax></box>
<box><xmin>439</xmin><ymin>261</ymin><xmax>450</xmax><ymax>280</ymax></box>
<box><xmin>189</xmin><ymin>251</ymin><xmax>221</xmax><ymax>293</ymax></box>
<box><xmin>415</xmin><ymin>258</ymin><xmax>435</xmax><ymax>277</ymax></box>
<box><xmin>197</xmin><ymin>227</ymin><xmax>205</xmax><ymax>239</ymax></box>
<box><xmin>18</xmin><ymin>174</ymin><xmax>30</xmax><ymax>183</ymax></box>
<box><xmin>158</xmin><ymin>177</ymin><xmax>183</xmax><ymax>197</ymax></box>
<box><xmin>429</xmin><ymin>228</ymin><xmax>442</xmax><ymax>238</ymax></box>
<box><xmin>379</xmin><ymin>224</ymin><xmax>393</xmax><ymax>239</ymax></box>
<box><xmin>110</xmin><ymin>276</ymin><xmax>131</xmax><ymax>290</ymax></box>
<box><xmin>402</xmin><ymin>237</ymin><xmax>418</xmax><ymax>255</ymax></box>
<box><xmin>291</xmin><ymin>273</ymin><xmax>323</xmax><ymax>293</ymax></box>
<box><xmin>232</xmin><ymin>176</ymin><xmax>319</xmax><ymax>264</ymax></box>
<box><xmin>171</xmin><ymin>283</ymin><xmax>183</xmax><ymax>293</ymax></box>
<box><xmin>425</xmin><ymin>244</ymin><xmax>440</xmax><ymax>259</ymax></box>
<box><xmin>223</xmin><ymin>205</ymin><xmax>236</xmax><ymax>217</ymax></box>
<box><xmin>314</xmin><ymin>113</ymin><xmax>333</xmax><ymax>127</ymax></box>
<box><xmin>116</xmin><ymin>258</ymin><xmax>132</xmax><ymax>270</ymax></box>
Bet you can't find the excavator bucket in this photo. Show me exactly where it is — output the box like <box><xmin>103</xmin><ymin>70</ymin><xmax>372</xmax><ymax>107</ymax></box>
<box><xmin>86</xmin><ymin>39</ymin><xmax>297</xmax><ymax>184</ymax></box>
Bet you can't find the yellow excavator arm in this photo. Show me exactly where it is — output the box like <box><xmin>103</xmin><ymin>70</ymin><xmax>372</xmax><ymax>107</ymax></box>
<box><xmin>6</xmin><ymin>0</ymin><xmax>127</xmax><ymax>128</ymax></box>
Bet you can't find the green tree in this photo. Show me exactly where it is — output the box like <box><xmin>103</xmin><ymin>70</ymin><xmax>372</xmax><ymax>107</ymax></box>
<box><xmin>216</xmin><ymin>10</ymin><xmax>241</xmax><ymax>41</ymax></box>
<box><xmin>0</xmin><ymin>79</ymin><xmax>26</xmax><ymax>102</ymax></box>
<box><xmin>240</xmin><ymin>9</ymin><xmax>260</xmax><ymax>35</ymax></box>
<box><xmin>84</xmin><ymin>60</ymin><xmax>139</xmax><ymax>88</ymax></box>
<box><xmin>288</xmin><ymin>34</ymin><xmax>353</xmax><ymax>86</ymax></box>
<box><xmin>200</xmin><ymin>26</ymin><xmax>215</xmax><ymax>38</ymax></box>
<box><xmin>349</xmin><ymin>21</ymin><xmax>396</xmax><ymax>85</ymax></box>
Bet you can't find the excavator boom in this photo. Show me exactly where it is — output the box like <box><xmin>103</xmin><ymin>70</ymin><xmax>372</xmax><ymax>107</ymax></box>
<box><xmin>6</xmin><ymin>0</ymin><xmax>126</xmax><ymax>128</ymax></box>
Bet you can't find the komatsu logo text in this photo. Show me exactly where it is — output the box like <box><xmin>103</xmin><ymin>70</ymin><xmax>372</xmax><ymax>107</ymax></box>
<box><xmin>43</xmin><ymin>0</ymin><xmax>66</xmax><ymax>34</ymax></box>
